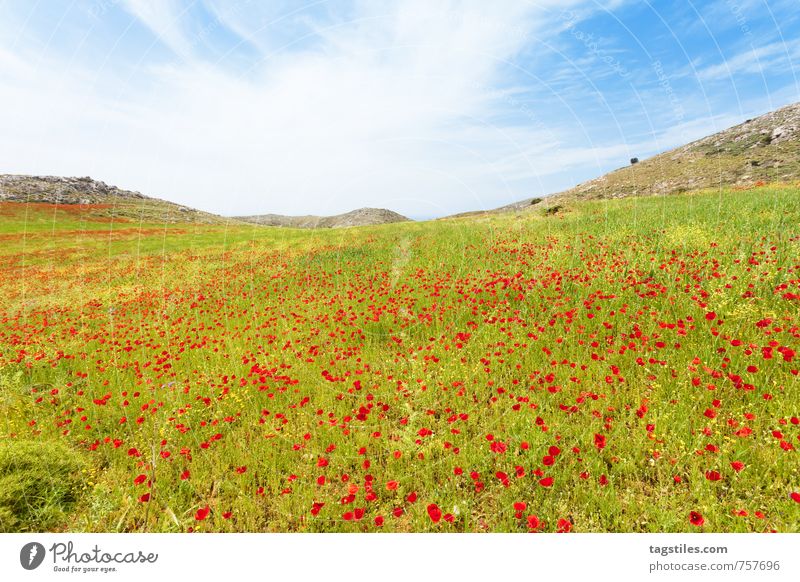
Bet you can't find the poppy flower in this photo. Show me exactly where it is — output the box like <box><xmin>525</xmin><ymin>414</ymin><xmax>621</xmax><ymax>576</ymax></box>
<box><xmin>689</xmin><ymin>511</ymin><xmax>704</xmax><ymax>527</ymax></box>
<box><xmin>594</xmin><ymin>433</ymin><xmax>607</xmax><ymax>450</ymax></box>
<box><xmin>426</xmin><ymin>503</ymin><xmax>442</xmax><ymax>523</ymax></box>
<box><xmin>490</xmin><ymin>440</ymin><xmax>508</xmax><ymax>454</ymax></box>
<box><xmin>539</xmin><ymin>476</ymin><xmax>554</xmax><ymax>487</ymax></box>
<box><xmin>730</xmin><ymin>461</ymin><xmax>745</xmax><ymax>472</ymax></box>
<box><xmin>195</xmin><ymin>505</ymin><xmax>210</xmax><ymax>521</ymax></box>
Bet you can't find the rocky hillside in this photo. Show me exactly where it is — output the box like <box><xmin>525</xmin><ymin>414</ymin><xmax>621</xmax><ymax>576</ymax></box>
<box><xmin>0</xmin><ymin>175</ymin><xmax>228</xmax><ymax>223</ymax></box>
<box><xmin>490</xmin><ymin>100</ymin><xmax>800</xmax><ymax>213</ymax></box>
<box><xmin>236</xmin><ymin>207</ymin><xmax>411</xmax><ymax>229</ymax></box>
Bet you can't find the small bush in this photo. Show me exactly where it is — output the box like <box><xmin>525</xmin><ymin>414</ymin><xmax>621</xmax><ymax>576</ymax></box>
<box><xmin>544</xmin><ymin>204</ymin><xmax>564</xmax><ymax>215</ymax></box>
<box><xmin>0</xmin><ymin>440</ymin><xmax>87</xmax><ymax>532</ymax></box>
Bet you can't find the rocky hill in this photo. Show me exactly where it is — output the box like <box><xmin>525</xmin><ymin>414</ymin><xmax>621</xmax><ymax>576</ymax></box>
<box><xmin>235</xmin><ymin>207</ymin><xmax>411</xmax><ymax>229</ymax></box>
<box><xmin>479</xmin><ymin>100</ymin><xmax>800</xmax><ymax>215</ymax></box>
<box><xmin>0</xmin><ymin>175</ymin><xmax>228</xmax><ymax>223</ymax></box>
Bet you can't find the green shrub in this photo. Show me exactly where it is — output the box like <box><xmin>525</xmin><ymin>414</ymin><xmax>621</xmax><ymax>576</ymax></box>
<box><xmin>0</xmin><ymin>440</ymin><xmax>87</xmax><ymax>532</ymax></box>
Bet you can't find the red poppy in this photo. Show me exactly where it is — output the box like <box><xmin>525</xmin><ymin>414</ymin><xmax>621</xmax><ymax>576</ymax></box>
<box><xmin>594</xmin><ymin>433</ymin><xmax>607</xmax><ymax>450</ymax></box>
<box><xmin>496</xmin><ymin>471</ymin><xmax>510</xmax><ymax>487</ymax></box>
<box><xmin>730</xmin><ymin>461</ymin><xmax>745</xmax><ymax>472</ymax></box>
<box><xmin>426</xmin><ymin>503</ymin><xmax>442</xmax><ymax>523</ymax></box>
<box><xmin>556</xmin><ymin>518</ymin><xmax>572</xmax><ymax>533</ymax></box>
<box><xmin>689</xmin><ymin>511</ymin><xmax>704</xmax><ymax>527</ymax></box>
<box><xmin>539</xmin><ymin>476</ymin><xmax>554</xmax><ymax>487</ymax></box>
<box><xmin>195</xmin><ymin>505</ymin><xmax>210</xmax><ymax>521</ymax></box>
<box><xmin>490</xmin><ymin>440</ymin><xmax>508</xmax><ymax>454</ymax></box>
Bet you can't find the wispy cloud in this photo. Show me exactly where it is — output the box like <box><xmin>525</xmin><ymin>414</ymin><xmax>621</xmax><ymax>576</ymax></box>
<box><xmin>697</xmin><ymin>39</ymin><xmax>800</xmax><ymax>82</ymax></box>
<box><xmin>0</xmin><ymin>0</ymin><xmax>797</xmax><ymax>218</ymax></box>
<box><xmin>122</xmin><ymin>0</ymin><xmax>194</xmax><ymax>58</ymax></box>
<box><xmin>2</xmin><ymin>1</ymin><xmax>611</xmax><ymax>217</ymax></box>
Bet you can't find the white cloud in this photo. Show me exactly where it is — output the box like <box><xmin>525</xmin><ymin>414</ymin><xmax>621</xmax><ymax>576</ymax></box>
<box><xmin>3</xmin><ymin>0</ymin><xmax>789</xmax><ymax>219</ymax></box>
<box><xmin>4</xmin><ymin>0</ymin><xmax>602</xmax><ymax>217</ymax></box>
<box><xmin>122</xmin><ymin>0</ymin><xmax>194</xmax><ymax>59</ymax></box>
<box><xmin>697</xmin><ymin>39</ymin><xmax>800</xmax><ymax>82</ymax></box>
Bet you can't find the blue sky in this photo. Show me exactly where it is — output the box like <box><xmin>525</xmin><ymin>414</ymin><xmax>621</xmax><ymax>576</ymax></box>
<box><xmin>1</xmin><ymin>0</ymin><xmax>798</xmax><ymax>218</ymax></box>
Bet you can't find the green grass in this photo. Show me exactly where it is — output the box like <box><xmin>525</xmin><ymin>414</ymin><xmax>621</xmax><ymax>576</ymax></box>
<box><xmin>0</xmin><ymin>185</ymin><xmax>798</xmax><ymax>532</ymax></box>
<box><xmin>0</xmin><ymin>438</ymin><xmax>88</xmax><ymax>531</ymax></box>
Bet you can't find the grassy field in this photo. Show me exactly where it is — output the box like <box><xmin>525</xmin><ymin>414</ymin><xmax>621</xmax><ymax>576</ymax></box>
<box><xmin>0</xmin><ymin>185</ymin><xmax>798</xmax><ymax>533</ymax></box>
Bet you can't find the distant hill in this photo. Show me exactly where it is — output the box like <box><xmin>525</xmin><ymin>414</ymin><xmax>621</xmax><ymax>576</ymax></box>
<box><xmin>457</xmin><ymin>100</ymin><xmax>800</xmax><ymax>217</ymax></box>
<box><xmin>235</xmin><ymin>207</ymin><xmax>411</xmax><ymax>229</ymax></box>
<box><xmin>0</xmin><ymin>175</ymin><xmax>228</xmax><ymax>223</ymax></box>
<box><xmin>9</xmin><ymin>101</ymin><xmax>799</xmax><ymax>227</ymax></box>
